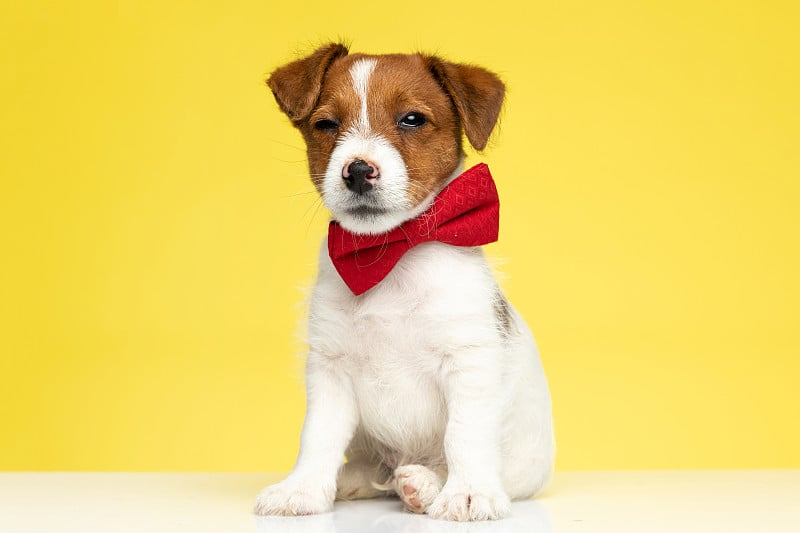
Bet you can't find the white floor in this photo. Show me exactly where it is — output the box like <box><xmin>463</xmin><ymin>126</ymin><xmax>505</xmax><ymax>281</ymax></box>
<box><xmin>1</xmin><ymin>471</ymin><xmax>798</xmax><ymax>532</ymax></box>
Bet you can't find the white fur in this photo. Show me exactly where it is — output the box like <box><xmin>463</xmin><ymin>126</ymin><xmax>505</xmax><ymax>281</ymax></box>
<box><xmin>255</xmin><ymin>242</ymin><xmax>555</xmax><ymax>520</ymax></box>
<box><xmin>321</xmin><ymin>133</ymin><xmax>412</xmax><ymax>234</ymax></box>
<box><xmin>350</xmin><ymin>59</ymin><xmax>375</xmax><ymax>135</ymax></box>
<box><xmin>256</xmin><ymin>57</ymin><xmax>555</xmax><ymax>522</ymax></box>
<box><xmin>392</xmin><ymin>464</ymin><xmax>444</xmax><ymax>514</ymax></box>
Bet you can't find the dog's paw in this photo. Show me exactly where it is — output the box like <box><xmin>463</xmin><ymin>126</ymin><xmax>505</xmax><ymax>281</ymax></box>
<box><xmin>393</xmin><ymin>464</ymin><xmax>443</xmax><ymax>514</ymax></box>
<box><xmin>254</xmin><ymin>481</ymin><xmax>334</xmax><ymax>516</ymax></box>
<box><xmin>427</xmin><ymin>485</ymin><xmax>511</xmax><ymax>521</ymax></box>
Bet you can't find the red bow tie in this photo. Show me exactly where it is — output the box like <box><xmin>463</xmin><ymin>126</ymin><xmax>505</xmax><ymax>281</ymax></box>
<box><xmin>328</xmin><ymin>163</ymin><xmax>500</xmax><ymax>295</ymax></box>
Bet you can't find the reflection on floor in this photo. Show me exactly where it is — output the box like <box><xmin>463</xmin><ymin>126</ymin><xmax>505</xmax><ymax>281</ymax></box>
<box><xmin>1</xmin><ymin>471</ymin><xmax>799</xmax><ymax>533</ymax></box>
<box><xmin>255</xmin><ymin>498</ymin><xmax>551</xmax><ymax>533</ymax></box>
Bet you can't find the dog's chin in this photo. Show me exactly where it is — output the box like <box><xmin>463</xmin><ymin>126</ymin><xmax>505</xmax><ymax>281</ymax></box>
<box><xmin>329</xmin><ymin>193</ymin><xmax>435</xmax><ymax>235</ymax></box>
<box><xmin>333</xmin><ymin>206</ymin><xmax>418</xmax><ymax>235</ymax></box>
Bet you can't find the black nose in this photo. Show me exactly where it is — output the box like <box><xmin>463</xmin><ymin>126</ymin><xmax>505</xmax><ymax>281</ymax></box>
<box><xmin>343</xmin><ymin>159</ymin><xmax>376</xmax><ymax>195</ymax></box>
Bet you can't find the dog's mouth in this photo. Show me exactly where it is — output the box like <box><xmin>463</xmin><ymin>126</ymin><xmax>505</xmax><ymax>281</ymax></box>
<box><xmin>339</xmin><ymin>188</ymin><xmax>404</xmax><ymax>219</ymax></box>
<box><xmin>330</xmin><ymin>193</ymin><xmax>417</xmax><ymax>235</ymax></box>
<box><xmin>344</xmin><ymin>205</ymin><xmax>390</xmax><ymax>217</ymax></box>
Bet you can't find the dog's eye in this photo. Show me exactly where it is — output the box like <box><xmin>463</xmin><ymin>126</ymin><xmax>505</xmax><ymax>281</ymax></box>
<box><xmin>398</xmin><ymin>113</ymin><xmax>427</xmax><ymax>129</ymax></box>
<box><xmin>314</xmin><ymin>119</ymin><xmax>339</xmax><ymax>133</ymax></box>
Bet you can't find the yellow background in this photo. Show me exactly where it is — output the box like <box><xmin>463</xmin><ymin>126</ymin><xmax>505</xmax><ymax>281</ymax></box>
<box><xmin>2</xmin><ymin>0</ymin><xmax>798</xmax><ymax>471</ymax></box>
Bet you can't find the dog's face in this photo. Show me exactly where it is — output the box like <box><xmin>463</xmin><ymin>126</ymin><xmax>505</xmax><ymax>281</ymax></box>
<box><xmin>268</xmin><ymin>44</ymin><xmax>504</xmax><ymax>235</ymax></box>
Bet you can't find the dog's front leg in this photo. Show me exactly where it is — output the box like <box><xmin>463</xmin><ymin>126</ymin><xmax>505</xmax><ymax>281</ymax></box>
<box><xmin>428</xmin><ymin>344</ymin><xmax>512</xmax><ymax>521</ymax></box>
<box><xmin>255</xmin><ymin>356</ymin><xmax>357</xmax><ymax>516</ymax></box>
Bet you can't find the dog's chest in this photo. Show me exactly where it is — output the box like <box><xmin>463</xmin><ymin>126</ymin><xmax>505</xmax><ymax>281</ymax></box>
<box><xmin>314</xmin><ymin>272</ymin><xmax>447</xmax><ymax>447</ymax></box>
<box><xmin>309</xmin><ymin>242</ymin><xmax>495</xmax><ymax>359</ymax></box>
<box><xmin>308</xmin><ymin>242</ymin><xmax>498</xmax><ymax>448</ymax></box>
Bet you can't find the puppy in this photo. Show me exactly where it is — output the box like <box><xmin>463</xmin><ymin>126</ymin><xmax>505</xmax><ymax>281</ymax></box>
<box><xmin>255</xmin><ymin>43</ymin><xmax>554</xmax><ymax>522</ymax></box>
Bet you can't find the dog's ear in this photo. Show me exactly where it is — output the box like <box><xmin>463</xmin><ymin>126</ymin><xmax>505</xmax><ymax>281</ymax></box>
<box><xmin>426</xmin><ymin>57</ymin><xmax>505</xmax><ymax>151</ymax></box>
<box><xmin>267</xmin><ymin>43</ymin><xmax>349</xmax><ymax>124</ymax></box>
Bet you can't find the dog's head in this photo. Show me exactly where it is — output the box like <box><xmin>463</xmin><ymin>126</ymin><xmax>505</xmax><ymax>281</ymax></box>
<box><xmin>268</xmin><ymin>43</ymin><xmax>505</xmax><ymax>235</ymax></box>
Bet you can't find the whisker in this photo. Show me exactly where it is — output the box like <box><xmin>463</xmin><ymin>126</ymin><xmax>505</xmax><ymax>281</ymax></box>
<box><xmin>281</xmin><ymin>190</ymin><xmax>319</xmax><ymax>199</ymax></box>
<box><xmin>273</xmin><ymin>158</ymin><xmax>311</xmax><ymax>165</ymax></box>
<box><xmin>267</xmin><ymin>138</ymin><xmax>306</xmax><ymax>152</ymax></box>
<box><xmin>301</xmin><ymin>196</ymin><xmax>323</xmax><ymax>224</ymax></box>
<box><xmin>306</xmin><ymin>197</ymin><xmax>328</xmax><ymax>236</ymax></box>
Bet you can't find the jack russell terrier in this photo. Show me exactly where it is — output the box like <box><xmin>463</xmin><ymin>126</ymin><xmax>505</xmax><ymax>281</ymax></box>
<box><xmin>255</xmin><ymin>43</ymin><xmax>554</xmax><ymax>522</ymax></box>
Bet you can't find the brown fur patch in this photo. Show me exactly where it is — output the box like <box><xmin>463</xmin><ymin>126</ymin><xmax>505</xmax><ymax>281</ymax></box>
<box><xmin>364</xmin><ymin>55</ymin><xmax>463</xmax><ymax>205</ymax></box>
<box><xmin>267</xmin><ymin>44</ymin><xmax>505</xmax><ymax>209</ymax></box>
<box><xmin>493</xmin><ymin>293</ymin><xmax>514</xmax><ymax>337</ymax></box>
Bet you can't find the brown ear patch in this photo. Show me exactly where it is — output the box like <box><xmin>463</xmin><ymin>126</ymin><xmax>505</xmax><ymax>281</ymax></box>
<box><xmin>426</xmin><ymin>57</ymin><xmax>505</xmax><ymax>151</ymax></box>
<box><xmin>267</xmin><ymin>43</ymin><xmax>349</xmax><ymax>124</ymax></box>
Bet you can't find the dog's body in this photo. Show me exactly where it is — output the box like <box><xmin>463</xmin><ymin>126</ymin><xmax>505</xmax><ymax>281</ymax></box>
<box><xmin>256</xmin><ymin>44</ymin><xmax>554</xmax><ymax>522</ymax></box>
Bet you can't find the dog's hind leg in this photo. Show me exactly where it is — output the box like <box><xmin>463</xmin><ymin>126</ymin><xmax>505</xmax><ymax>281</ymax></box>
<box><xmin>391</xmin><ymin>464</ymin><xmax>446</xmax><ymax>514</ymax></box>
<box><xmin>335</xmin><ymin>452</ymin><xmax>392</xmax><ymax>501</ymax></box>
